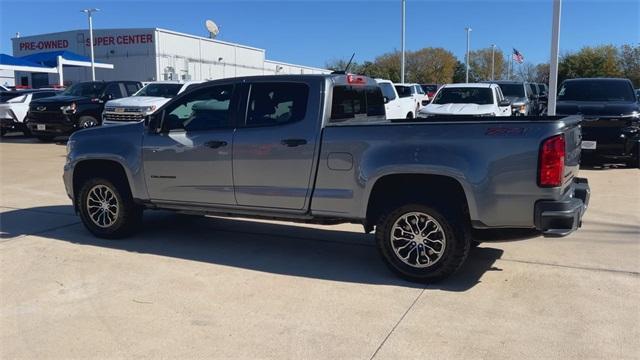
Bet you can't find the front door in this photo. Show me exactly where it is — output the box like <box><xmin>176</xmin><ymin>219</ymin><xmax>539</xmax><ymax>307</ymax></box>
<box><xmin>232</xmin><ymin>81</ymin><xmax>319</xmax><ymax>210</ymax></box>
<box><xmin>142</xmin><ymin>83</ymin><xmax>237</xmax><ymax>205</ymax></box>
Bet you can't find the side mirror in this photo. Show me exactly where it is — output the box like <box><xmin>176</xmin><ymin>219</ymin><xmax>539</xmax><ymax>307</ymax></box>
<box><xmin>383</xmin><ymin>96</ymin><xmax>389</xmax><ymax>104</ymax></box>
<box><xmin>499</xmin><ymin>99</ymin><xmax>511</xmax><ymax>107</ymax></box>
<box><xmin>147</xmin><ymin>112</ymin><xmax>163</xmax><ymax>133</ymax></box>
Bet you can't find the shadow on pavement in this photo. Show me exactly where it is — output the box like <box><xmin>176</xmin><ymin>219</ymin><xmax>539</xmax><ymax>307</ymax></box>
<box><xmin>0</xmin><ymin>133</ymin><xmax>67</xmax><ymax>144</ymax></box>
<box><xmin>0</xmin><ymin>205</ymin><xmax>504</xmax><ymax>291</ymax></box>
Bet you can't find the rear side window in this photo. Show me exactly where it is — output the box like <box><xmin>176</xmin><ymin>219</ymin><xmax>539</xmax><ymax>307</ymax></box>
<box><xmin>331</xmin><ymin>85</ymin><xmax>385</xmax><ymax>121</ymax></box>
<box><xmin>246</xmin><ymin>82</ymin><xmax>309</xmax><ymax>127</ymax></box>
<box><xmin>125</xmin><ymin>83</ymin><xmax>140</xmax><ymax>96</ymax></box>
<box><xmin>395</xmin><ymin>86</ymin><xmax>412</xmax><ymax>98</ymax></box>
<box><xmin>378</xmin><ymin>82</ymin><xmax>397</xmax><ymax>101</ymax></box>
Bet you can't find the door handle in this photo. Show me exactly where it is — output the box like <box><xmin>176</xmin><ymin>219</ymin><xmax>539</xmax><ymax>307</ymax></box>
<box><xmin>281</xmin><ymin>139</ymin><xmax>307</xmax><ymax>147</ymax></box>
<box><xmin>205</xmin><ymin>140</ymin><xmax>228</xmax><ymax>149</ymax></box>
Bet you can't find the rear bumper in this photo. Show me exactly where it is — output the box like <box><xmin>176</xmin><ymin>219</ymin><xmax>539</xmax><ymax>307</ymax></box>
<box><xmin>534</xmin><ymin>177</ymin><xmax>590</xmax><ymax>237</ymax></box>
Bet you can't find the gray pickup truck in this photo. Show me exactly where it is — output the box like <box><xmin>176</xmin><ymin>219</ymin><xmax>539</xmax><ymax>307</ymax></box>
<box><xmin>63</xmin><ymin>74</ymin><xmax>590</xmax><ymax>282</ymax></box>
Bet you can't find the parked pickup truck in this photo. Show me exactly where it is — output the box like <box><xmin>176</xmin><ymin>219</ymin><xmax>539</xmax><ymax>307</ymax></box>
<box><xmin>556</xmin><ymin>78</ymin><xmax>639</xmax><ymax>167</ymax></box>
<box><xmin>26</xmin><ymin>80</ymin><xmax>142</xmax><ymax>141</ymax></box>
<box><xmin>102</xmin><ymin>81</ymin><xmax>202</xmax><ymax>125</ymax></box>
<box><xmin>63</xmin><ymin>74</ymin><xmax>590</xmax><ymax>282</ymax></box>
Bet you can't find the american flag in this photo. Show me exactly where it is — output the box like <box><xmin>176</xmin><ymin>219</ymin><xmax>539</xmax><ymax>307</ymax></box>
<box><xmin>512</xmin><ymin>48</ymin><xmax>525</xmax><ymax>64</ymax></box>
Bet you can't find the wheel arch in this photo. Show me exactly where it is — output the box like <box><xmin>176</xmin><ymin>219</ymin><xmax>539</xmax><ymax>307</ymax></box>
<box><xmin>364</xmin><ymin>173</ymin><xmax>476</xmax><ymax>231</ymax></box>
<box><xmin>72</xmin><ymin>158</ymin><xmax>132</xmax><ymax>211</ymax></box>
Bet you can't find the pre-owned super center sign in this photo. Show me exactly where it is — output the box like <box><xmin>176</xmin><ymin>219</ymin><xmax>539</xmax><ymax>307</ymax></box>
<box><xmin>18</xmin><ymin>33</ymin><xmax>152</xmax><ymax>51</ymax></box>
<box><xmin>14</xmin><ymin>29</ymin><xmax>156</xmax><ymax>57</ymax></box>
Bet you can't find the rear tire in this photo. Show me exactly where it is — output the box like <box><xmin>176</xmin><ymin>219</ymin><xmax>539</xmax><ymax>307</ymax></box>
<box><xmin>406</xmin><ymin>112</ymin><xmax>414</xmax><ymax>119</ymax></box>
<box><xmin>77</xmin><ymin>177</ymin><xmax>142</xmax><ymax>239</ymax></box>
<box><xmin>375</xmin><ymin>203</ymin><xmax>471</xmax><ymax>283</ymax></box>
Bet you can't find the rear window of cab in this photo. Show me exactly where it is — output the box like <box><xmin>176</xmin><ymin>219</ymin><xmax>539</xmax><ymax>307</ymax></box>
<box><xmin>331</xmin><ymin>85</ymin><xmax>385</xmax><ymax>122</ymax></box>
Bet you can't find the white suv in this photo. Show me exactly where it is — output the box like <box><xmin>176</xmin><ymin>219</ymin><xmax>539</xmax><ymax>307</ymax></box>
<box><xmin>376</xmin><ymin>79</ymin><xmax>422</xmax><ymax>119</ymax></box>
<box><xmin>394</xmin><ymin>83</ymin><xmax>426</xmax><ymax>118</ymax></box>
<box><xmin>102</xmin><ymin>81</ymin><xmax>203</xmax><ymax>125</ymax></box>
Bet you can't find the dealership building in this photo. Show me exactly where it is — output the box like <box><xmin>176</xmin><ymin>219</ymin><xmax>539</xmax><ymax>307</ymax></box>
<box><xmin>9</xmin><ymin>27</ymin><xmax>328</xmax><ymax>88</ymax></box>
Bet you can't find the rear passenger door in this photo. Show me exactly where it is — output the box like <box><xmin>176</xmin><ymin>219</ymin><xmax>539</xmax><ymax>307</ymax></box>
<box><xmin>232</xmin><ymin>80</ymin><xmax>322</xmax><ymax>211</ymax></box>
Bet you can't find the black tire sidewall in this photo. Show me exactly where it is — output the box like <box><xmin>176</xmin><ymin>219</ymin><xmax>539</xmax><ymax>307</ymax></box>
<box><xmin>376</xmin><ymin>204</ymin><xmax>470</xmax><ymax>282</ymax></box>
<box><xmin>79</xmin><ymin>116</ymin><xmax>99</xmax><ymax>129</ymax></box>
<box><xmin>77</xmin><ymin>177</ymin><xmax>140</xmax><ymax>239</ymax></box>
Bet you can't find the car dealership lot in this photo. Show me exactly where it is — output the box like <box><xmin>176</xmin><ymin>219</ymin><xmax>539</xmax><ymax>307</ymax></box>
<box><xmin>1</xmin><ymin>135</ymin><xmax>638</xmax><ymax>359</ymax></box>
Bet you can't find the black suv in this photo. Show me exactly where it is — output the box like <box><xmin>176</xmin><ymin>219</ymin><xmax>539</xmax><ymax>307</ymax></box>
<box><xmin>556</xmin><ymin>78</ymin><xmax>639</xmax><ymax>167</ymax></box>
<box><xmin>26</xmin><ymin>81</ymin><xmax>142</xmax><ymax>140</ymax></box>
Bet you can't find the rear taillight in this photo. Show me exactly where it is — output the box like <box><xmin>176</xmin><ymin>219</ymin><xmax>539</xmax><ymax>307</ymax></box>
<box><xmin>539</xmin><ymin>134</ymin><xmax>565</xmax><ymax>187</ymax></box>
<box><xmin>347</xmin><ymin>74</ymin><xmax>366</xmax><ymax>85</ymax></box>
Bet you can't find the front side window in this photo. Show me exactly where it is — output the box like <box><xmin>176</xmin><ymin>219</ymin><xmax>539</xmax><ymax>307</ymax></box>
<box><xmin>104</xmin><ymin>83</ymin><xmax>124</xmax><ymax>99</ymax></box>
<box><xmin>415</xmin><ymin>85</ymin><xmax>425</xmax><ymax>95</ymax></box>
<box><xmin>432</xmin><ymin>87</ymin><xmax>494</xmax><ymax>105</ymax></box>
<box><xmin>125</xmin><ymin>83</ymin><xmax>141</xmax><ymax>96</ymax></box>
<box><xmin>246</xmin><ymin>82</ymin><xmax>309</xmax><ymax>127</ymax></box>
<box><xmin>331</xmin><ymin>85</ymin><xmax>385</xmax><ymax>121</ymax></box>
<box><xmin>164</xmin><ymin>84</ymin><xmax>234</xmax><ymax>131</ymax></box>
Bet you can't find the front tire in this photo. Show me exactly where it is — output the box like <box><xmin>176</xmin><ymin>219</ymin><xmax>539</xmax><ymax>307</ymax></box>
<box><xmin>78</xmin><ymin>116</ymin><xmax>100</xmax><ymax>129</ymax></box>
<box><xmin>375</xmin><ymin>204</ymin><xmax>471</xmax><ymax>283</ymax></box>
<box><xmin>77</xmin><ymin>177</ymin><xmax>142</xmax><ymax>239</ymax></box>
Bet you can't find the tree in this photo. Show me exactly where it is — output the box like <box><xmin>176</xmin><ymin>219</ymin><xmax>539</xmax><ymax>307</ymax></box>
<box><xmin>452</xmin><ymin>61</ymin><xmax>466</xmax><ymax>83</ymax></box>
<box><xmin>514</xmin><ymin>62</ymin><xmax>538</xmax><ymax>82</ymax></box>
<box><xmin>406</xmin><ymin>47</ymin><xmax>458</xmax><ymax>84</ymax></box>
<box><xmin>619</xmin><ymin>44</ymin><xmax>640</xmax><ymax>87</ymax></box>
<box><xmin>534</xmin><ymin>63</ymin><xmax>550</xmax><ymax>84</ymax></box>
<box><xmin>469</xmin><ymin>47</ymin><xmax>505</xmax><ymax>81</ymax></box>
<box><xmin>559</xmin><ymin>45</ymin><xmax>623</xmax><ymax>82</ymax></box>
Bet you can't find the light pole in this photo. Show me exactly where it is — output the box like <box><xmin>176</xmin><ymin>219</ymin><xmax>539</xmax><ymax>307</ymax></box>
<box><xmin>465</xmin><ymin>27</ymin><xmax>472</xmax><ymax>83</ymax></box>
<box><xmin>491</xmin><ymin>44</ymin><xmax>496</xmax><ymax>81</ymax></box>
<box><xmin>401</xmin><ymin>0</ymin><xmax>406</xmax><ymax>83</ymax></box>
<box><xmin>548</xmin><ymin>0</ymin><xmax>562</xmax><ymax>116</ymax></box>
<box><xmin>81</xmin><ymin>8</ymin><xmax>99</xmax><ymax>81</ymax></box>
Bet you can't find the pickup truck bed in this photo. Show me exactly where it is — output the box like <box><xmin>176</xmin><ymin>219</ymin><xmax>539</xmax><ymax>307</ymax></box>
<box><xmin>63</xmin><ymin>74</ymin><xmax>590</xmax><ymax>282</ymax></box>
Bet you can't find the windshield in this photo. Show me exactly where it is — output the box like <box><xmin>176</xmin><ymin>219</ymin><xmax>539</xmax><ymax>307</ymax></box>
<box><xmin>135</xmin><ymin>83</ymin><xmax>183</xmax><ymax>98</ymax></box>
<box><xmin>394</xmin><ymin>86</ymin><xmax>412</xmax><ymax>98</ymax></box>
<box><xmin>432</xmin><ymin>87</ymin><xmax>494</xmax><ymax>105</ymax></box>
<box><xmin>497</xmin><ymin>83</ymin><xmax>525</xmax><ymax>98</ymax></box>
<box><xmin>421</xmin><ymin>85</ymin><xmax>437</xmax><ymax>93</ymax></box>
<box><xmin>558</xmin><ymin>80</ymin><xmax>636</xmax><ymax>102</ymax></box>
<box><xmin>61</xmin><ymin>82</ymin><xmax>105</xmax><ymax>98</ymax></box>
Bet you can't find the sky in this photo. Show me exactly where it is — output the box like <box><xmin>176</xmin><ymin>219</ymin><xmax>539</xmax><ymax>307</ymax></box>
<box><xmin>1</xmin><ymin>0</ymin><xmax>638</xmax><ymax>68</ymax></box>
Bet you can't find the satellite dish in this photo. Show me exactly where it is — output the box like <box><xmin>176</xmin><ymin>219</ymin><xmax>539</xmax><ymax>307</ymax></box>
<box><xmin>205</xmin><ymin>20</ymin><xmax>219</xmax><ymax>39</ymax></box>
